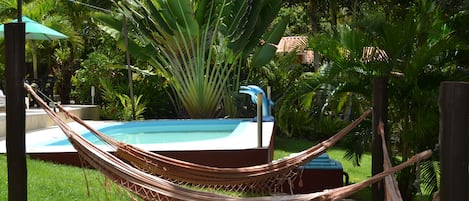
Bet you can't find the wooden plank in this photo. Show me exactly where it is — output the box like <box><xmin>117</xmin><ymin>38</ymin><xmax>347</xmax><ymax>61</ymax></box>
<box><xmin>439</xmin><ymin>81</ymin><xmax>469</xmax><ymax>201</ymax></box>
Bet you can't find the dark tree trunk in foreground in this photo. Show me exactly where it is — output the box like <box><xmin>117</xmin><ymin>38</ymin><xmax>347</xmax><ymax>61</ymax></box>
<box><xmin>439</xmin><ymin>81</ymin><xmax>469</xmax><ymax>201</ymax></box>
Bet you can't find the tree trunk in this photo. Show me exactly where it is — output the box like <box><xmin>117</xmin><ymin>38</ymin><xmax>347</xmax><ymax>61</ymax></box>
<box><xmin>59</xmin><ymin>68</ymin><xmax>73</xmax><ymax>104</ymax></box>
<box><xmin>308</xmin><ymin>0</ymin><xmax>320</xmax><ymax>34</ymax></box>
<box><xmin>372</xmin><ymin>76</ymin><xmax>388</xmax><ymax>201</ymax></box>
<box><xmin>329</xmin><ymin>0</ymin><xmax>338</xmax><ymax>27</ymax></box>
<box><xmin>58</xmin><ymin>48</ymin><xmax>78</xmax><ymax>104</ymax></box>
<box><xmin>397</xmin><ymin>167</ymin><xmax>415</xmax><ymax>201</ymax></box>
<box><xmin>309</xmin><ymin>0</ymin><xmax>321</xmax><ymax>71</ymax></box>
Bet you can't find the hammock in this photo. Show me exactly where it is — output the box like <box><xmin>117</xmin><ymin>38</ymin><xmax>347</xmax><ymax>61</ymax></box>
<box><xmin>25</xmin><ymin>83</ymin><xmax>369</xmax><ymax>193</ymax></box>
<box><xmin>24</xmin><ymin>83</ymin><xmax>432</xmax><ymax>200</ymax></box>
<box><xmin>378</xmin><ymin>121</ymin><xmax>403</xmax><ymax>201</ymax></box>
<box><xmin>67</xmin><ymin>112</ymin><xmax>370</xmax><ymax>193</ymax></box>
<box><xmin>66</xmin><ymin>128</ymin><xmax>432</xmax><ymax>201</ymax></box>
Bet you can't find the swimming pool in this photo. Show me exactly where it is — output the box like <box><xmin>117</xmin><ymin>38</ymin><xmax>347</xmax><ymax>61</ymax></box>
<box><xmin>46</xmin><ymin>119</ymin><xmax>248</xmax><ymax>146</ymax></box>
<box><xmin>25</xmin><ymin>119</ymin><xmax>275</xmax><ymax>167</ymax></box>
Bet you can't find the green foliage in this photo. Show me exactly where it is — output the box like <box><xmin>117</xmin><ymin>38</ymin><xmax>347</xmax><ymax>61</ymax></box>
<box><xmin>301</xmin><ymin>0</ymin><xmax>463</xmax><ymax>200</ymax></box>
<box><xmin>271</xmin><ymin>1</ymin><xmax>465</xmax><ymax>199</ymax></box>
<box><xmin>131</xmin><ymin>67</ymin><xmax>176</xmax><ymax>119</ymax></box>
<box><xmin>377</xmin><ymin>2</ymin><xmax>460</xmax><ymax>198</ymax></box>
<box><xmin>252</xmin><ymin>51</ymin><xmax>321</xmax><ymax>138</ymax></box>
<box><xmin>98</xmin><ymin>0</ymin><xmax>285</xmax><ymax>118</ymax></box>
<box><xmin>274</xmin><ymin>55</ymin><xmax>369</xmax><ymax>141</ymax></box>
<box><xmin>99</xmin><ymin>78</ymin><xmax>146</xmax><ymax>120</ymax></box>
<box><xmin>274</xmin><ymin>69</ymin><xmax>321</xmax><ymax>137</ymax></box>
<box><xmin>338</xmin><ymin>120</ymin><xmax>372</xmax><ymax>166</ymax></box>
<box><xmin>223</xmin><ymin>0</ymin><xmax>283</xmax><ymax>55</ymax></box>
<box><xmin>117</xmin><ymin>93</ymin><xmax>146</xmax><ymax>121</ymax></box>
<box><xmin>73</xmin><ymin>50</ymin><xmax>168</xmax><ymax>119</ymax></box>
<box><xmin>0</xmin><ymin>0</ymin><xmax>83</xmax><ymax>75</ymax></box>
<box><xmin>251</xmin><ymin>18</ymin><xmax>288</xmax><ymax>68</ymax></box>
<box><xmin>153</xmin><ymin>1</ymin><xmax>241</xmax><ymax>118</ymax></box>
<box><xmin>73</xmin><ymin>51</ymin><xmax>123</xmax><ymax>105</ymax></box>
<box><xmin>276</xmin><ymin>2</ymin><xmax>313</xmax><ymax>35</ymax></box>
<box><xmin>419</xmin><ymin>160</ymin><xmax>440</xmax><ymax>201</ymax></box>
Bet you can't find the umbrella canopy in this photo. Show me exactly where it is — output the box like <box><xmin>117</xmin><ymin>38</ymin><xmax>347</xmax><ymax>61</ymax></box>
<box><xmin>0</xmin><ymin>16</ymin><xmax>68</xmax><ymax>40</ymax></box>
<box><xmin>0</xmin><ymin>16</ymin><xmax>68</xmax><ymax>79</ymax></box>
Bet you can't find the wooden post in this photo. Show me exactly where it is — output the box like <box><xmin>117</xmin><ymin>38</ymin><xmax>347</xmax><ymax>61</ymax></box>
<box><xmin>372</xmin><ymin>76</ymin><xmax>387</xmax><ymax>201</ymax></box>
<box><xmin>257</xmin><ymin>93</ymin><xmax>263</xmax><ymax>148</ymax></box>
<box><xmin>439</xmin><ymin>81</ymin><xmax>469</xmax><ymax>201</ymax></box>
<box><xmin>5</xmin><ymin>22</ymin><xmax>27</xmax><ymax>201</ymax></box>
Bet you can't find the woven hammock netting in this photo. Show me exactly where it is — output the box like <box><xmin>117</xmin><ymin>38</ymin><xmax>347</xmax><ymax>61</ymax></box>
<box><xmin>58</xmin><ymin>103</ymin><xmax>370</xmax><ymax>194</ymax></box>
<box><xmin>24</xmin><ymin>83</ymin><xmax>431</xmax><ymax>201</ymax></box>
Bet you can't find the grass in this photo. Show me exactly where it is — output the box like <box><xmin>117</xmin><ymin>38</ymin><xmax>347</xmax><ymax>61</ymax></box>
<box><xmin>274</xmin><ymin>135</ymin><xmax>372</xmax><ymax>200</ymax></box>
<box><xmin>0</xmin><ymin>155</ymin><xmax>137</xmax><ymax>200</ymax></box>
<box><xmin>273</xmin><ymin>135</ymin><xmax>372</xmax><ymax>182</ymax></box>
<box><xmin>0</xmin><ymin>136</ymin><xmax>372</xmax><ymax>200</ymax></box>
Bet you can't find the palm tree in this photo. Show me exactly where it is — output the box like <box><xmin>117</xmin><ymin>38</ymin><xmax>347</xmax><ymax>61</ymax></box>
<box><xmin>286</xmin><ymin>0</ymin><xmax>462</xmax><ymax>200</ymax></box>
<box><xmin>96</xmin><ymin>0</ymin><xmax>285</xmax><ymax>118</ymax></box>
<box><xmin>376</xmin><ymin>1</ymin><xmax>460</xmax><ymax>199</ymax></box>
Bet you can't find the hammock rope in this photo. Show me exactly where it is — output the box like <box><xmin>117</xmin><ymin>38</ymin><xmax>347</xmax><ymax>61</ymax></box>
<box><xmin>378</xmin><ymin>121</ymin><xmax>403</xmax><ymax>201</ymax></box>
<box><xmin>24</xmin><ymin>83</ymin><xmax>432</xmax><ymax>200</ymax></box>
<box><xmin>55</xmin><ymin>101</ymin><xmax>371</xmax><ymax>193</ymax></box>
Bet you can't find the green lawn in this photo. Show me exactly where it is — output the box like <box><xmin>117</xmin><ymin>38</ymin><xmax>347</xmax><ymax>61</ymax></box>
<box><xmin>0</xmin><ymin>136</ymin><xmax>372</xmax><ymax>200</ymax></box>
<box><xmin>274</xmin><ymin>135</ymin><xmax>372</xmax><ymax>200</ymax></box>
<box><xmin>273</xmin><ymin>135</ymin><xmax>372</xmax><ymax>182</ymax></box>
<box><xmin>0</xmin><ymin>155</ymin><xmax>137</xmax><ymax>200</ymax></box>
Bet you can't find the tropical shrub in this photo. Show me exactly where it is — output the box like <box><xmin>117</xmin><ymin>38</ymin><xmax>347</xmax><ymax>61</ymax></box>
<box><xmin>73</xmin><ymin>50</ymin><xmax>162</xmax><ymax>120</ymax></box>
<box><xmin>259</xmin><ymin>52</ymin><xmax>317</xmax><ymax>137</ymax></box>
<box><xmin>72</xmin><ymin>51</ymin><xmax>123</xmax><ymax>104</ymax></box>
<box><xmin>99</xmin><ymin>78</ymin><xmax>146</xmax><ymax>120</ymax></box>
<box><xmin>130</xmin><ymin>67</ymin><xmax>175</xmax><ymax>119</ymax></box>
<box><xmin>274</xmin><ymin>62</ymin><xmax>367</xmax><ymax>140</ymax></box>
<box><xmin>303</xmin><ymin>1</ymin><xmax>463</xmax><ymax>200</ymax></box>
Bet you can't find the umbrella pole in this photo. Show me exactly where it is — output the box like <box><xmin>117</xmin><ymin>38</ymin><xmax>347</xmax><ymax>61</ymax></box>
<box><xmin>31</xmin><ymin>41</ymin><xmax>38</xmax><ymax>80</ymax></box>
<box><xmin>17</xmin><ymin>1</ymin><xmax>22</xmax><ymax>23</ymax></box>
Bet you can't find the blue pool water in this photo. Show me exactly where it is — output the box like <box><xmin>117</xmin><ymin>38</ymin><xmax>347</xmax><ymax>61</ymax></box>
<box><xmin>47</xmin><ymin>119</ymin><xmax>248</xmax><ymax>146</ymax></box>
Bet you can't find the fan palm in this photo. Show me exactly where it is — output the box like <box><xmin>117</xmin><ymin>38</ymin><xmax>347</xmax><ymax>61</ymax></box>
<box><xmin>96</xmin><ymin>0</ymin><xmax>285</xmax><ymax>118</ymax></box>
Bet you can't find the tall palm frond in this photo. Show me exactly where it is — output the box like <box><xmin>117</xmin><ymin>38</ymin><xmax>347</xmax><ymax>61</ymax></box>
<box><xmin>96</xmin><ymin>0</ymin><xmax>285</xmax><ymax>118</ymax></box>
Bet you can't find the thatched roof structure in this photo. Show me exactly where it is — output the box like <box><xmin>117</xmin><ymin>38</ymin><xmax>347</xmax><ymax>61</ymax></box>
<box><xmin>274</xmin><ymin>37</ymin><xmax>389</xmax><ymax>66</ymax></box>
<box><xmin>276</xmin><ymin>36</ymin><xmax>314</xmax><ymax>64</ymax></box>
<box><xmin>361</xmin><ymin>46</ymin><xmax>389</xmax><ymax>63</ymax></box>
<box><xmin>276</xmin><ymin>36</ymin><xmax>308</xmax><ymax>53</ymax></box>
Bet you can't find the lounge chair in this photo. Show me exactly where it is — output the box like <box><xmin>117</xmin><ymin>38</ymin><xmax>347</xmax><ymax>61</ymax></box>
<box><xmin>0</xmin><ymin>89</ymin><xmax>5</xmax><ymax>110</ymax></box>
